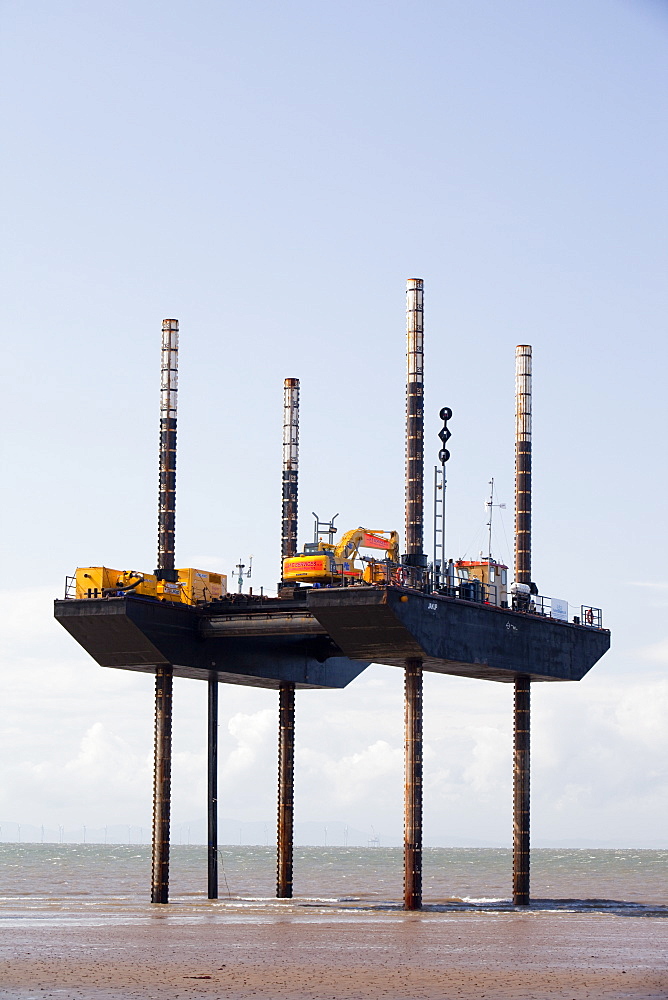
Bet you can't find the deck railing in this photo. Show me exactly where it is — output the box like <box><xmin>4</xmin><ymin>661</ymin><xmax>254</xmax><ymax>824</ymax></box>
<box><xmin>355</xmin><ymin>560</ymin><xmax>604</xmax><ymax>628</ymax></box>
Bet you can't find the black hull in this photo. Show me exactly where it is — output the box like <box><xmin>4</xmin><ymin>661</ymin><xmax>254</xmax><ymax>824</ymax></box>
<box><xmin>54</xmin><ymin>596</ymin><xmax>368</xmax><ymax>690</ymax></box>
<box><xmin>307</xmin><ymin>587</ymin><xmax>610</xmax><ymax>683</ymax></box>
<box><xmin>54</xmin><ymin>584</ymin><xmax>610</xmax><ymax>689</ymax></box>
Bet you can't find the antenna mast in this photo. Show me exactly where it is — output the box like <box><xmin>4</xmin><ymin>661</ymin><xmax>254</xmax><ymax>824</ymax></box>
<box><xmin>235</xmin><ymin>558</ymin><xmax>253</xmax><ymax>595</ymax></box>
<box><xmin>486</xmin><ymin>477</ymin><xmax>506</xmax><ymax>567</ymax></box>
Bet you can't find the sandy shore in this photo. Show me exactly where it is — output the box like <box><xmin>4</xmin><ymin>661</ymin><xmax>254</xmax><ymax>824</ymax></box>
<box><xmin>0</xmin><ymin>910</ymin><xmax>666</xmax><ymax>1000</ymax></box>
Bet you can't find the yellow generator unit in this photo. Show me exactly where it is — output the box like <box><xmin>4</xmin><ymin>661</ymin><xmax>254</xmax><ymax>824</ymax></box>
<box><xmin>75</xmin><ymin>567</ymin><xmax>154</xmax><ymax>600</ymax></box>
<box><xmin>74</xmin><ymin>566</ymin><xmax>227</xmax><ymax>605</ymax></box>
<box><xmin>177</xmin><ymin>568</ymin><xmax>226</xmax><ymax>603</ymax></box>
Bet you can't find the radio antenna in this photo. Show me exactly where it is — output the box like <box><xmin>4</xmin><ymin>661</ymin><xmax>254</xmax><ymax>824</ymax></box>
<box><xmin>235</xmin><ymin>557</ymin><xmax>253</xmax><ymax>594</ymax></box>
<box><xmin>486</xmin><ymin>477</ymin><xmax>506</xmax><ymax>567</ymax></box>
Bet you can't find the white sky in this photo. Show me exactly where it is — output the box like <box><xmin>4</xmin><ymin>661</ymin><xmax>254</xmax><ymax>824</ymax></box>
<box><xmin>1</xmin><ymin>0</ymin><xmax>666</xmax><ymax>846</ymax></box>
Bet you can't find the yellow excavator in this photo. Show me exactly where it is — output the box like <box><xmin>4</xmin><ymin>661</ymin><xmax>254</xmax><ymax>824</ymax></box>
<box><xmin>283</xmin><ymin>526</ymin><xmax>400</xmax><ymax>586</ymax></box>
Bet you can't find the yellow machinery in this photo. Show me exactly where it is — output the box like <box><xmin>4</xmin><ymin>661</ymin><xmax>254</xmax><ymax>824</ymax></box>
<box><xmin>75</xmin><ymin>566</ymin><xmax>227</xmax><ymax>605</ymax></box>
<box><xmin>283</xmin><ymin>528</ymin><xmax>400</xmax><ymax>585</ymax></box>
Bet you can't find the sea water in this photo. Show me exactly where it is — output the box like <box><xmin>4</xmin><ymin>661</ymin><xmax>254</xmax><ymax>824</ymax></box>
<box><xmin>0</xmin><ymin>845</ymin><xmax>665</xmax><ymax>925</ymax></box>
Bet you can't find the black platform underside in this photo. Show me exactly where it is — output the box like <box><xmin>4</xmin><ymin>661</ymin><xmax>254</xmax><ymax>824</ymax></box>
<box><xmin>53</xmin><ymin>597</ymin><xmax>368</xmax><ymax>689</ymax></box>
<box><xmin>307</xmin><ymin>587</ymin><xmax>610</xmax><ymax>683</ymax></box>
<box><xmin>54</xmin><ymin>585</ymin><xmax>609</xmax><ymax>688</ymax></box>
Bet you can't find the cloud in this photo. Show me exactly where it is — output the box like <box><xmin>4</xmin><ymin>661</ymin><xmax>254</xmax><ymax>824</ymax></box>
<box><xmin>0</xmin><ymin>722</ymin><xmax>152</xmax><ymax>822</ymax></box>
<box><xmin>612</xmin><ymin>678</ymin><xmax>668</xmax><ymax>748</ymax></box>
<box><xmin>1</xmin><ymin>589</ymin><xmax>666</xmax><ymax>844</ymax></box>
<box><xmin>529</xmin><ymin>677</ymin><xmax>668</xmax><ymax>839</ymax></box>
<box><xmin>223</xmin><ymin>709</ymin><xmax>275</xmax><ymax>777</ymax></box>
<box><xmin>626</xmin><ymin>582</ymin><xmax>668</xmax><ymax>608</ymax></box>
<box><xmin>461</xmin><ymin>726</ymin><xmax>512</xmax><ymax>796</ymax></box>
<box><xmin>298</xmin><ymin>739</ymin><xmax>402</xmax><ymax>807</ymax></box>
<box><xmin>640</xmin><ymin>638</ymin><xmax>668</xmax><ymax>664</ymax></box>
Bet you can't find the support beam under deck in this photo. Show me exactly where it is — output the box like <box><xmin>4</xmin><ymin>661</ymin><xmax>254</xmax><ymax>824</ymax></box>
<box><xmin>151</xmin><ymin>665</ymin><xmax>173</xmax><ymax>903</ymax></box>
<box><xmin>404</xmin><ymin>658</ymin><xmax>423</xmax><ymax>910</ymax></box>
<box><xmin>277</xmin><ymin>682</ymin><xmax>295</xmax><ymax>898</ymax></box>
<box><xmin>208</xmin><ymin>674</ymin><xmax>218</xmax><ymax>900</ymax></box>
<box><xmin>513</xmin><ymin>676</ymin><xmax>531</xmax><ymax>905</ymax></box>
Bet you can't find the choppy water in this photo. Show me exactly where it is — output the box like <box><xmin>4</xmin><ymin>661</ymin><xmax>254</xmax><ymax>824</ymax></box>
<box><xmin>0</xmin><ymin>845</ymin><xmax>666</xmax><ymax>924</ymax></box>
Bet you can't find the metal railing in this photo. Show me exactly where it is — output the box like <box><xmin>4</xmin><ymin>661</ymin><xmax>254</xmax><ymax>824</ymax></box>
<box><xmin>348</xmin><ymin>561</ymin><xmax>605</xmax><ymax>628</ymax></box>
<box><xmin>580</xmin><ymin>605</ymin><xmax>603</xmax><ymax>628</ymax></box>
<box><xmin>63</xmin><ymin>566</ymin><xmax>604</xmax><ymax>629</ymax></box>
<box><xmin>356</xmin><ymin>561</ymin><xmax>502</xmax><ymax>603</ymax></box>
<box><xmin>509</xmin><ymin>595</ymin><xmax>603</xmax><ymax>628</ymax></box>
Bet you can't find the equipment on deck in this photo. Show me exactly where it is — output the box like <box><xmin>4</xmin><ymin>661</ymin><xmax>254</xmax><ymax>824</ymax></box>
<box><xmin>282</xmin><ymin>525</ymin><xmax>400</xmax><ymax>586</ymax></box>
<box><xmin>452</xmin><ymin>558</ymin><xmax>509</xmax><ymax>607</ymax></box>
<box><xmin>74</xmin><ymin>566</ymin><xmax>227</xmax><ymax>605</ymax></box>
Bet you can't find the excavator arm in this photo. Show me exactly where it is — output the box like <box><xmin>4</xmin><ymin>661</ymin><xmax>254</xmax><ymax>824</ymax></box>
<box><xmin>283</xmin><ymin>527</ymin><xmax>400</xmax><ymax>585</ymax></box>
<box><xmin>335</xmin><ymin>528</ymin><xmax>400</xmax><ymax>565</ymax></box>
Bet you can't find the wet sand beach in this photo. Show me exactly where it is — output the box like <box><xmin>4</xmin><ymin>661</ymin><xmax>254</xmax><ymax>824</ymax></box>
<box><xmin>1</xmin><ymin>848</ymin><xmax>666</xmax><ymax>999</ymax></box>
<box><xmin>1</xmin><ymin>908</ymin><xmax>666</xmax><ymax>1000</ymax></box>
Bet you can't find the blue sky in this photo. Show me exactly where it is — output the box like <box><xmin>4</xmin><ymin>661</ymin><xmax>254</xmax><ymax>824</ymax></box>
<box><xmin>1</xmin><ymin>0</ymin><xmax>666</xmax><ymax>846</ymax></box>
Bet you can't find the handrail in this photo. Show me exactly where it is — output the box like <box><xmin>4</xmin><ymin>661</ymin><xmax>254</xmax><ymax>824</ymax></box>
<box><xmin>356</xmin><ymin>561</ymin><xmax>604</xmax><ymax>627</ymax></box>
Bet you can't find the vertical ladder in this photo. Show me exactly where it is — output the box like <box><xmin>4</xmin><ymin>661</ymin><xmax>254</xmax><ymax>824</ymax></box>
<box><xmin>433</xmin><ymin>465</ymin><xmax>445</xmax><ymax>589</ymax></box>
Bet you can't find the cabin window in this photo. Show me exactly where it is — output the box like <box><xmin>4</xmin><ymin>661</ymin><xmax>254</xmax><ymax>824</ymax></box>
<box><xmin>489</xmin><ymin>566</ymin><xmax>495</xmax><ymax>583</ymax></box>
<box><xmin>501</xmin><ymin>569</ymin><xmax>507</xmax><ymax>585</ymax></box>
<box><xmin>459</xmin><ymin>567</ymin><xmax>469</xmax><ymax>579</ymax></box>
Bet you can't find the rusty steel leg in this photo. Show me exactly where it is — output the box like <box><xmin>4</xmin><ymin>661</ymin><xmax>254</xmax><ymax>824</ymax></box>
<box><xmin>151</xmin><ymin>665</ymin><xmax>173</xmax><ymax>904</ymax></box>
<box><xmin>277</xmin><ymin>683</ymin><xmax>295</xmax><ymax>898</ymax></box>
<box><xmin>513</xmin><ymin>676</ymin><xmax>531</xmax><ymax>906</ymax></box>
<box><xmin>404</xmin><ymin>658</ymin><xmax>423</xmax><ymax>910</ymax></box>
<box><xmin>207</xmin><ymin>673</ymin><xmax>218</xmax><ymax>900</ymax></box>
